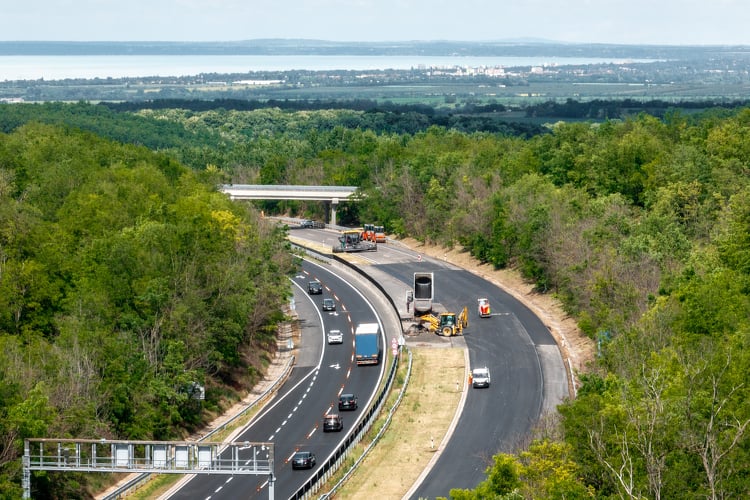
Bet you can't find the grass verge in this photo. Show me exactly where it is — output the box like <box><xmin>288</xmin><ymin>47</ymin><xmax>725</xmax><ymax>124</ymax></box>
<box><xmin>329</xmin><ymin>347</ymin><xmax>465</xmax><ymax>499</ymax></box>
<box><xmin>122</xmin><ymin>343</ymin><xmax>466</xmax><ymax>500</ymax></box>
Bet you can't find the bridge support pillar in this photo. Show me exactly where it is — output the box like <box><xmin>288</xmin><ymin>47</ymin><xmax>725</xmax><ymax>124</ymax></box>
<box><xmin>330</xmin><ymin>198</ymin><xmax>339</xmax><ymax>226</ymax></box>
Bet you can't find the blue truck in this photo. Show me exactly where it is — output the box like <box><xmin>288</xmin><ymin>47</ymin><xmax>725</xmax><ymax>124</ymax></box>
<box><xmin>355</xmin><ymin>323</ymin><xmax>382</xmax><ymax>365</ymax></box>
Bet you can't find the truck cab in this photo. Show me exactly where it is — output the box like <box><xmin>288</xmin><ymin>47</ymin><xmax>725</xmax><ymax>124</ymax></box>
<box><xmin>362</xmin><ymin>223</ymin><xmax>376</xmax><ymax>242</ymax></box>
<box><xmin>374</xmin><ymin>225</ymin><xmax>386</xmax><ymax>243</ymax></box>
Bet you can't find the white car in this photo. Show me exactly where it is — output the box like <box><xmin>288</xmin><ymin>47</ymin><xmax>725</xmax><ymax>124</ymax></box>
<box><xmin>327</xmin><ymin>329</ymin><xmax>343</xmax><ymax>344</ymax></box>
<box><xmin>472</xmin><ymin>367</ymin><xmax>491</xmax><ymax>388</ymax></box>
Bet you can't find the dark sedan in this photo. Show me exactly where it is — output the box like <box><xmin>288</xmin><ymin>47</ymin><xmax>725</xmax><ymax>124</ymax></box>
<box><xmin>323</xmin><ymin>414</ymin><xmax>343</xmax><ymax>432</ymax></box>
<box><xmin>291</xmin><ymin>451</ymin><xmax>316</xmax><ymax>470</ymax></box>
<box><xmin>308</xmin><ymin>280</ymin><xmax>322</xmax><ymax>295</ymax></box>
<box><xmin>338</xmin><ymin>393</ymin><xmax>358</xmax><ymax>411</ymax></box>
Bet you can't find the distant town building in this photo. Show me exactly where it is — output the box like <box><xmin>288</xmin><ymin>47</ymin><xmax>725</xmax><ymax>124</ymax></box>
<box><xmin>233</xmin><ymin>79</ymin><xmax>284</xmax><ymax>85</ymax></box>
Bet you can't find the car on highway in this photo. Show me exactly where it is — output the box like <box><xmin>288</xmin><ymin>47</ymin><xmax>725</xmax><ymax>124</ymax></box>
<box><xmin>327</xmin><ymin>329</ymin><xmax>343</xmax><ymax>344</ymax></box>
<box><xmin>300</xmin><ymin>219</ymin><xmax>314</xmax><ymax>228</ymax></box>
<box><xmin>338</xmin><ymin>393</ymin><xmax>358</xmax><ymax>411</ymax></box>
<box><xmin>471</xmin><ymin>367</ymin><xmax>491</xmax><ymax>388</ymax></box>
<box><xmin>322</xmin><ymin>298</ymin><xmax>336</xmax><ymax>311</ymax></box>
<box><xmin>323</xmin><ymin>414</ymin><xmax>343</xmax><ymax>432</ymax></box>
<box><xmin>291</xmin><ymin>450</ymin><xmax>316</xmax><ymax>469</ymax></box>
<box><xmin>308</xmin><ymin>280</ymin><xmax>322</xmax><ymax>295</ymax></box>
<box><xmin>478</xmin><ymin>297</ymin><xmax>491</xmax><ymax>318</ymax></box>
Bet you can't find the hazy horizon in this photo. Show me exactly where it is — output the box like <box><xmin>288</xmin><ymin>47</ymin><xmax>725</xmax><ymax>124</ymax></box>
<box><xmin>1</xmin><ymin>38</ymin><xmax>745</xmax><ymax>47</ymax></box>
<box><xmin>3</xmin><ymin>1</ymin><xmax>748</xmax><ymax>46</ymax></box>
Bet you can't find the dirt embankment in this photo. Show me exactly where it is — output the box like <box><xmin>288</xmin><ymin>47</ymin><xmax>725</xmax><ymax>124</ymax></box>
<box><xmin>397</xmin><ymin>238</ymin><xmax>596</xmax><ymax>383</ymax></box>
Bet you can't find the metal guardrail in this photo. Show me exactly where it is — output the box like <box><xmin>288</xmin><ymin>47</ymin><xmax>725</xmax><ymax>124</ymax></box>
<box><xmin>289</xmin><ymin>242</ymin><xmax>332</xmax><ymax>266</ymax></box>
<box><xmin>203</xmin><ymin>355</ymin><xmax>296</xmax><ymax>442</ymax></box>
<box><xmin>100</xmin><ymin>355</ymin><xmax>295</xmax><ymax>499</ymax></box>
<box><xmin>319</xmin><ymin>347</ymin><xmax>413</xmax><ymax>499</ymax></box>
<box><xmin>105</xmin><ymin>240</ymin><xmax>405</xmax><ymax>500</ymax></box>
<box><xmin>297</xmin><ymin>242</ymin><xmax>402</xmax><ymax>321</ymax></box>
<box><xmin>287</xmin><ymin>242</ymin><xmax>411</xmax><ymax>500</ymax></box>
<box><xmin>288</xmin><ymin>347</ymin><xmax>406</xmax><ymax>500</ymax></box>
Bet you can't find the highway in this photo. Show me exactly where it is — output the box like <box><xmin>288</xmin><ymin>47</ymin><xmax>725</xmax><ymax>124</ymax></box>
<box><xmin>168</xmin><ymin>224</ymin><xmax>567</xmax><ymax>499</ymax></box>
<box><xmin>167</xmin><ymin>259</ymin><xmax>386</xmax><ymax>500</ymax></box>
<box><xmin>298</xmin><ymin>228</ymin><xmax>568</xmax><ymax>499</ymax></box>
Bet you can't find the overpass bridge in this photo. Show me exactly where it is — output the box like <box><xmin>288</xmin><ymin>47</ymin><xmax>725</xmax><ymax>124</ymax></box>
<box><xmin>220</xmin><ymin>184</ymin><xmax>360</xmax><ymax>225</ymax></box>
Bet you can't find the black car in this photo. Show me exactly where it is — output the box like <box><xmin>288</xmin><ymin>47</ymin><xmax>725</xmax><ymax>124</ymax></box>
<box><xmin>308</xmin><ymin>280</ymin><xmax>322</xmax><ymax>295</ymax></box>
<box><xmin>338</xmin><ymin>393</ymin><xmax>358</xmax><ymax>411</ymax></box>
<box><xmin>323</xmin><ymin>414</ymin><xmax>343</xmax><ymax>432</ymax></box>
<box><xmin>322</xmin><ymin>298</ymin><xmax>336</xmax><ymax>311</ymax></box>
<box><xmin>291</xmin><ymin>451</ymin><xmax>316</xmax><ymax>470</ymax></box>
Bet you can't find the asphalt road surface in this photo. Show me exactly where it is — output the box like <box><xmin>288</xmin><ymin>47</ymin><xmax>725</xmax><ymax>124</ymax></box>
<box><xmin>170</xmin><ymin>226</ymin><xmax>567</xmax><ymax>499</ymax></box>
<box><xmin>298</xmin><ymin>229</ymin><xmax>568</xmax><ymax>499</ymax></box>
<box><xmin>167</xmin><ymin>259</ymin><xmax>386</xmax><ymax>500</ymax></box>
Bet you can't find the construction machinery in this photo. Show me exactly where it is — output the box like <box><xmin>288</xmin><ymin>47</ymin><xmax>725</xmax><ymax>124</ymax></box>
<box><xmin>362</xmin><ymin>223</ymin><xmax>377</xmax><ymax>242</ymax></box>
<box><xmin>332</xmin><ymin>229</ymin><xmax>377</xmax><ymax>253</ymax></box>
<box><xmin>374</xmin><ymin>225</ymin><xmax>386</xmax><ymax>243</ymax></box>
<box><xmin>412</xmin><ymin>272</ymin><xmax>434</xmax><ymax>315</ymax></box>
<box><xmin>418</xmin><ymin>306</ymin><xmax>469</xmax><ymax>336</ymax></box>
<box><xmin>406</xmin><ymin>271</ymin><xmax>468</xmax><ymax>336</ymax></box>
<box><xmin>478</xmin><ymin>297</ymin><xmax>491</xmax><ymax>318</ymax></box>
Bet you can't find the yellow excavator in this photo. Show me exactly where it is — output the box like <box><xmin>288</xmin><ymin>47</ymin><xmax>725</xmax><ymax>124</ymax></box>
<box><xmin>418</xmin><ymin>306</ymin><xmax>469</xmax><ymax>336</ymax></box>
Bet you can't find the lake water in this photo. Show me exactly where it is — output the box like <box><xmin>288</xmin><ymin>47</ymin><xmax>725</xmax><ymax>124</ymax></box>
<box><xmin>0</xmin><ymin>55</ymin><xmax>655</xmax><ymax>81</ymax></box>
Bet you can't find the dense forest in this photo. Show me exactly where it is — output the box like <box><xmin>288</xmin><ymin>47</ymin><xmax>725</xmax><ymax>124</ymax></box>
<box><xmin>1</xmin><ymin>100</ymin><xmax>749</xmax><ymax>499</ymax></box>
<box><xmin>0</xmin><ymin>121</ymin><xmax>294</xmax><ymax>498</ymax></box>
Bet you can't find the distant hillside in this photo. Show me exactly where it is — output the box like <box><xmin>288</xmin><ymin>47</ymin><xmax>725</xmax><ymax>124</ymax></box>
<box><xmin>1</xmin><ymin>39</ymin><xmax>748</xmax><ymax>60</ymax></box>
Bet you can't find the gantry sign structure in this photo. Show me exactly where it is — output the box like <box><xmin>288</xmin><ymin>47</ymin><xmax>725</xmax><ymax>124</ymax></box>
<box><xmin>23</xmin><ymin>438</ymin><xmax>275</xmax><ymax>499</ymax></box>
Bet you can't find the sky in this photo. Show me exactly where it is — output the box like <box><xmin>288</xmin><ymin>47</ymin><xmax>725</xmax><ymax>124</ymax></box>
<box><xmin>3</xmin><ymin>0</ymin><xmax>748</xmax><ymax>45</ymax></box>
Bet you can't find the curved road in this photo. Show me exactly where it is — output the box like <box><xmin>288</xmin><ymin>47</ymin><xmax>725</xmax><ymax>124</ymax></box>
<box><xmin>167</xmin><ymin>260</ymin><xmax>387</xmax><ymax>499</ymax></box>
<box><xmin>297</xmin><ymin>229</ymin><xmax>568</xmax><ymax>499</ymax></box>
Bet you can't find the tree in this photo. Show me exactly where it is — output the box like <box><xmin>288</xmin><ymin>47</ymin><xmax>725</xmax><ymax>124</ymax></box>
<box><xmin>449</xmin><ymin>453</ymin><xmax>522</xmax><ymax>500</ymax></box>
<box><xmin>678</xmin><ymin>347</ymin><xmax>750</xmax><ymax>500</ymax></box>
<box><xmin>449</xmin><ymin>441</ymin><xmax>592</xmax><ymax>500</ymax></box>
